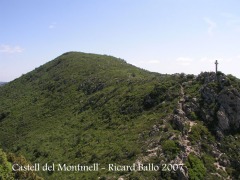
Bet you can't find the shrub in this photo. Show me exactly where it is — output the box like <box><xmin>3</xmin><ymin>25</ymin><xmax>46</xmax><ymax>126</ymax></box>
<box><xmin>162</xmin><ymin>140</ymin><xmax>179</xmax><ymax>159</ymax></box>
<box><xmin>186</xmin><ymin>154</ymin><xmax>206</xmax><ymax>180</ymax></box>
<box><xmin>202</xmin><ymin>154</ymin><xmax>215</xmax><ymax>172</ymax></box>
<box><xmin>189</xmin><ymin>123</ymin><xmax>215</xmax><ymax>145</ymax></box>
<box><xmin>189</xmin><ymin>112</ymin><xmax>198</xmax><ymax>120</ymax></box>
<box><xmin>0</xmin><ymin>149</ymin><xmax>14</xmax><ymax>179</ymax></box>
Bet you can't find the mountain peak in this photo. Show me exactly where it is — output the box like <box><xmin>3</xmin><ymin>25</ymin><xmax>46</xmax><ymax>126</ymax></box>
<box><xmin>1</xmin><ymin>53</ymin><xmax>240</xmax><ymax>179</ymax></box>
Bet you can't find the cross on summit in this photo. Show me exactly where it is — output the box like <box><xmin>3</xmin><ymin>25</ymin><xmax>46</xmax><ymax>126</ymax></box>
<box><xmin>215</xmin><ymin>60</ymin><xmax>218</xmax><ymax>74</ymax></box>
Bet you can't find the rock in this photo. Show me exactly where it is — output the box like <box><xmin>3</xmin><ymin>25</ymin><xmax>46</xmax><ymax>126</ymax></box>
<box><xmin>217</xmin><ymin>107</ymin><xmax>230</xmax><ymax>131</ymax></box>
<box><xmin>212</xmin><ymin>150</ymin><xmax>221</xmax><ymax>158</ymax></box>
<box><xmin>174</xmin><ymin>108</ymin><xmax>185</xmax><ymax>117</ymax></box>
<box><xmin>200</xmin><ymin>86</ymin><xmax>217</xmax><ymax>104</ymax></box>
<box><xmin>179</xmin><ymin>98</ymin><xmax>185</xmax><ymax>103</ymax></box>
<box><xmin>198</xmin><ymin>72</ymin><xmax>240</xmax><ymax>134</ymax></box>
<box><xmin>192</xmin><ymin>97</ymin><xmax>197</xmax><ymax>102</ymax></box>
<box><xmin>216</xmin><ymin>130</ymin><xmax>224</xmax><ymax>140</ymax></box>
<box><xmin>217</xmin><ymin>88</ymin><xmax>240</xmax><ymax>131</ymax></box>
<box><xmin>197</xmin><ymin>72</ymin><xmax>216</xmax><ymax>84</ymax></box>
<box><xmin>205</xmin><ymin>114</ymin><xmax>214</xmax><ymax>122</ymax></box>
<box><xmin>183</xmin><ymin>95</ymin><xmax>190</xmax><ymax>101</ymax></box>
<box><xmin>219</xmin><ymin>158</ymin><xmax>230</xmax><ymax>167</ymax></box>
<box><xmin>176</xmin><ymin>166</ymin><xmax>189</xmax><ymax>180</ymax></box>
<box><xmin>182</xmin><ymin>102</ymin><xmax>199</xmax><ymax>120</ymax></box>
<box><xmin>171</xmin><ymin>115</ymin><xmax>187</xmax><ymax>134</ymax></box>
<box><xmin>219</xmin><ymin>154</ymin><xmax>231</xmax><ymax>167</ymax></box>
<box><xmin>149</xmin><ymin>124</ymin><xmax>160</xmax><ymax>136</ymax></box>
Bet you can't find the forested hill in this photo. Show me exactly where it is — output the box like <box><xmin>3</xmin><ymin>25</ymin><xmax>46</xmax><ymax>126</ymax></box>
<box><xmin>1</xmin><ymin>52</ymin><xmax>240</xmax><ymax>179</ymax></box>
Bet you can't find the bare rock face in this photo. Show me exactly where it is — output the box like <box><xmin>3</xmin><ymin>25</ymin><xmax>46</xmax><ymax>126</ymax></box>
<box><xmin>217</xmin><ymin>88</ymin><xmax>240</xmax><ymax>131</ymax></box>
<box><xmin>174</xmin><ymin>108</ymin><xmax>185</xmax><ymax>117</ymax></box>
<box><xmin>176</xmin><ymin>166</ymin><xmax>189</xmax><ymax>180</ymax></box>
<box><xmin>172</xmin><ymin>115</ymin><xmax>185</xmax><ymax>133</ymax></box>
<box><xmin>219</xmin><ymin>154</ymin><xmax>231</xmax><ymax>167</ymax></box>
<box><xmin>217</xmin><ymin>107</ymin><xmax>230</xmax><ymax>131</ymax></box>
<box><xmin>198</xmin><ymin>72</ymin><xmax>240</xmax><ymax>134</ymax></box>
<box><xmin>200</xmin><ymin>86</ymin><xmax>217</xmax><ymax>104</ymax></box>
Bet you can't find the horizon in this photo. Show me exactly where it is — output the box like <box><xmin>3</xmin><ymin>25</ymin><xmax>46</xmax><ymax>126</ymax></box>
<box><xmin>1</xmin><ymin>0</ymin><xmax>240</xmax><ymax>81</ymax></box>
<box><xmin>0</xmin><ymin>51</ymin><xmax>236</xmax><ymax>83</ymax></box>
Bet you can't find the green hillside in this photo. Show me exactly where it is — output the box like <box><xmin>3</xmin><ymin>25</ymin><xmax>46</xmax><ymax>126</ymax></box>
<box><xmin>0</xmin><ymin>52</ymin><xmax>182</xmax><ymax>179</ymax></box>
<box><xmin>1</xmin><ymin>52</ymin><xmax>240</xmax><ymax>179</ymax></box>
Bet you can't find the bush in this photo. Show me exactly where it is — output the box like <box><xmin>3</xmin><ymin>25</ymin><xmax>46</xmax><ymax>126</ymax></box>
<box><xmin>189</xmin><ymin>123</ymin><xmax>215</xmax><ymax>145</ymax></box>
<box><xmin>0</xmin><ymin>148</ymin><xmax>14</xmax><ymax>179</ymax></box>
<box><xmin>189</xmin><ymin>112</ymin><xmax>198</xmax><ymax>120</ymax></box>
<box><xmin>7</xmin><ymin>152</ymin><xmax>43</xmax><ymax>179</ymax></box>
<box><xmin>162</xmin><ymin>140</ymin><xmax>179</xmax><ymax>159</ymax></box>
<box><xmin>186</xmin><ymin>154</ymin><xmax>206</xmax><ymax>180</ymax></box>
<box><xmin>202</xmin><ymin>154</ymin><xmax>215</xmax><ymax>172</ymax></box>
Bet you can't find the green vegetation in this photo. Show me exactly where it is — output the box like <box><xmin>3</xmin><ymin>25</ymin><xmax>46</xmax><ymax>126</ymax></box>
<box><xmin>0</xmin><ymin>148</ymin><xmax>14</xmax><ymax>180</ymax></box>
<box><xmin>220</xmin><ymin>134</ymin><xmax>240</xmax><ymax>178</ymax></box>
<box><xmin>0</xmin><ymin>52</ymin><xmax>240</xmax><ymax>179</ymax></box>
<box><xmin>0</xmin><ymin>52</ymin><xmax>182</xmax><ymax>179</ymax></box>
<box><xmin>189</xmin><ymin>122</ymin><xmax>215</xmax><ymax>145</ymax></box>
<box><xmin>186</xmin><ymin>154</ymin><xmax>206</xmax><ymax>180</ymax></box>
<box><xmin>162</xmin><ymin>140</ymin><xmax>180</xmax><ymax>159</ymax></box>
<box><xmin>227</xmin><ymin>74</ymin><xmax>240</xmax><ymax>91</ymax></box>
<box><xmin>0</xmin><ymin>147</ymin><xmax>43</xmax><ymax>179</ymax></box>
<box><xmin>189</xmin><ymin>112</ymin><xmax>198</xmax><ymax>120</ymax></box>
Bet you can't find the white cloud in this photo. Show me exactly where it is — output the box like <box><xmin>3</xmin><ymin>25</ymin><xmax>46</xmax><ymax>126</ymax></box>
<box><xmin>0</xmin><ymin>44</ymin><xmax>24</xmax><ymax>54</ymax></box>
<box><xmin>204</xmin><ymin>17</ymin><xmax>217</xmax><ymax>35</ymax></box>
<box><xmin>49</xmin><ymin>22</ymin><xmax>57</xmax><ymax>29</ymax></box>
<box><xmin>176</xmin><ymin>57</ymin><xmax>192</xmax><ymax>66</ymax></box>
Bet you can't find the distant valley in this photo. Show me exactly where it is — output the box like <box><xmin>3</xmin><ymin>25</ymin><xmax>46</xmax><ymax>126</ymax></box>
<box><xmin>0</xmin><ymin>82</ymin><xmax>7</xmax><ymax>86</ymax></box>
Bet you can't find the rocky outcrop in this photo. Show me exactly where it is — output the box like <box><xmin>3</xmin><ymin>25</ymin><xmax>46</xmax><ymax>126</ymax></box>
<box><xmin>135</xmin><ymin>74</ymin><xmax>235</xmax><ymax>180</ymax></box>
<box><xmin>198</xmin><ymin>72</ymin><xmax>240</xmax><ymax>135</ymax></box>
<box><xmin>217</xmin><ymin>107</ymin><xmax>230</xmax><ymax>131</ymax></box>
<box><xmin>217</xmin><ymin>88</ymin><xmax>240</xmax><ymax>132</ymax></box>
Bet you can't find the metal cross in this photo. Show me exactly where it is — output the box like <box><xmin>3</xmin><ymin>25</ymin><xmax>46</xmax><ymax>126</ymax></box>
<box><xmin>215</xmin><ymin>60</ymin><xmax>218</xmax><ymax>73</ymax></box>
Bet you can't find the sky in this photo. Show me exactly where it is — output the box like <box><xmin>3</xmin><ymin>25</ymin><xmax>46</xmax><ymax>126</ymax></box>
<box><xmin>1</xmin><ymin>0</ymin><xmax>240</xmax><ymax>81</ymax></box>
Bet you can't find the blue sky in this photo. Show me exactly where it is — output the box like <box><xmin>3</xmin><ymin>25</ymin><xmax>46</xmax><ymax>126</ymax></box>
<box><xmin>1</xmin><ymin>0</ymin><xmax>240</xmax><ymax>81</ymax></box>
